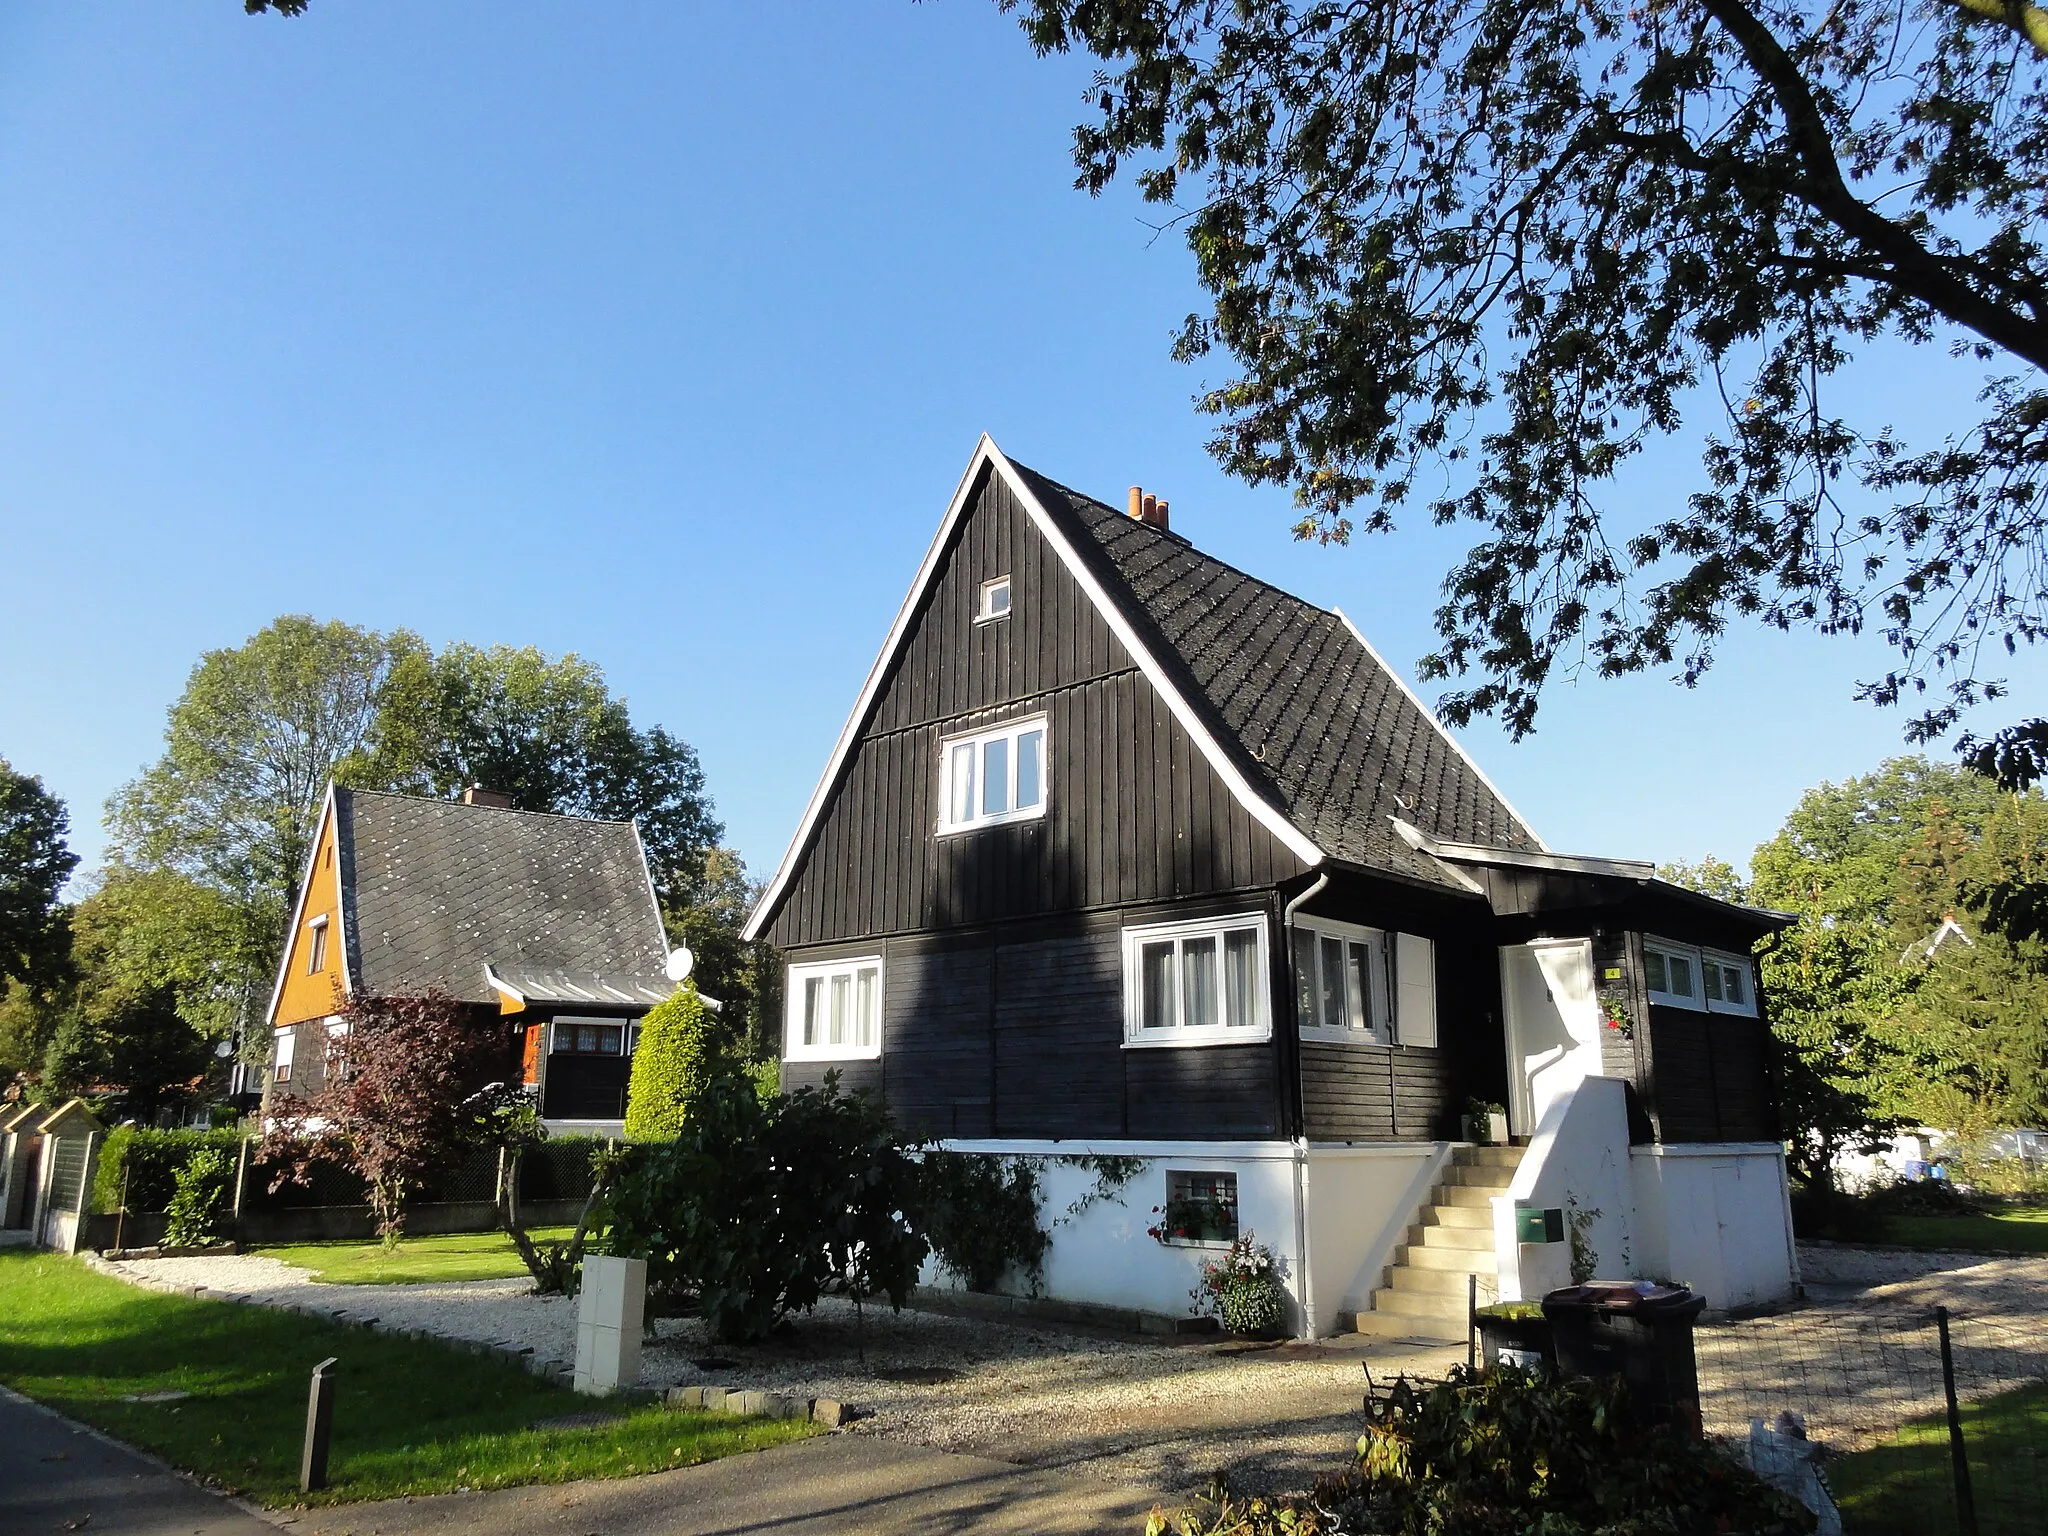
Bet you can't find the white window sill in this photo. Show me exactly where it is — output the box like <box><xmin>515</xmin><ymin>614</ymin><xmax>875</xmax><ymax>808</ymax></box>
<box><xmin>937</xmin><ymin>806</ymin><xmax>1046</xmax><ymax>837</ymax></box>
<box><xmin>1155</xmin><ymin>1236</ymin><xmax>1239</xmax><ymax>1250</ymax></box>
<box><xmin>784</xmin><ymin>1047</ymin><xmax>883</xmax><ymax>1064</ymax></box>
<box><xmin>1123</xmin><ymin>1027</ymin><xmax>1272</xmax><ymax>1050</ymax></box>
<box><xmin>1298</xmin><ymin>1027</ymin><xmax>1395</xmax><ymax>1048</ymax></box>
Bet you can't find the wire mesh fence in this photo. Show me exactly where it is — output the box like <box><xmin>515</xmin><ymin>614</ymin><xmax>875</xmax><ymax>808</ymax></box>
<box><xmin>1693</xmin><ymin>1306</ymin><xmax>2045</xmax><ymax>1536</ymax></box>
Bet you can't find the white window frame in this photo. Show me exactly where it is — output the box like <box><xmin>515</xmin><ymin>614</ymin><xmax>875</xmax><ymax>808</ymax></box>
<box><xmin>272</xmin><ymin>1025</ymin><xmax>295</xmax><ymax>1083</ymax></box>
<box><xmin>549</xmin><ymin>1016</ymin><xmax>630</xmax><ymax>1057</ymax></box>
<box><xmin>1157</xmin><ymin>1168</ymin><xmax>1242</xmax><ymax>1248</ymax></box>
<box><xmin>936</xmin><ymin>715</ymin><xmax>1048</xmax><ymax>834</ymax></box>
<box><xmin>1291</xmin><ymin>916</ymin><xmax>1394</xmax><ymax>1045</ymax></box>
<box><xmin>784</xmin><ymin>955</ymin><xmax>885</xmax><ymax>1061</ymax></box>
<box><xmin>1121</xmin><ymin>912</ymin><xmax>1271</xmax><ymax>1048</ymax></box>
<box><xmin>977</xmin><ymin>575</ymin><xmax>1012</xmax><ymax>623</ymax></box>
<box><xmin>305</xmin><ymin>914</ymin><xmax>329</xmax><ymax>975</ymax></box>
<box><xmin>1644</xmin><ymin>936</ymin><xmax>1757</xmax><ymax>1017</ymax></box>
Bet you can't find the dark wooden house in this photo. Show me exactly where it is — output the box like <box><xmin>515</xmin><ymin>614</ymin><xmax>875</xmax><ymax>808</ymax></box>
<box><xmin>745</xmin><ymin>438</ymin><xmax>1800</xmax><ymax>1337</ymax></box>
<box><xmin>265</xmin><ymin>785</ymin><xmax>673</xmax><ymax>1130</ymax></box>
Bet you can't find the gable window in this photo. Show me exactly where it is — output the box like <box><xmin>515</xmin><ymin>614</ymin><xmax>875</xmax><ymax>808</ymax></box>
<box><xmin>785</xmin><ymin>955</ymin><xmax>884</xmax><ymax>1061</ymax></box>
<box><xmin>1157</xmin><ymin>1169</ymin><xmax>1240</xmax><ymax>1244</ymax></box>
<box><xmin>938</xmin><ymin>716</ymin><xmax>1047</xmax><ymax>833</ymax></box>
<box><xmin>306</xmin><ymin>915</ymin><xmax>329</xmax><ymax>974</ymax></box>
<box><xmin>1645</xmin><ymin>937</ymin><xmax>1757</xmax><ymax>1017</ymax></box>
<box><xmin>272</xmin><ymin>1026</ymin><xmax>295</xmax><ymax>1083</ymax></box>
<box><xmin>977</xmin><ymin>576</ymin><xmax>1012</xmax><ymax>622</ymax></box>
<box><xmin>551</xmin><ymin>1018</ymin><xmax>626</xmax><ymax>1055</ymax></box>
<box><xmin>1122</xmin><ymin>914</ymin><xmax>1269</xmax><ymax>1047</ymax></box>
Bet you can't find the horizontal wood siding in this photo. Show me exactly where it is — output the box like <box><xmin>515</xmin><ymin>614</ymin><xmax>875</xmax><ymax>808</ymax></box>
<box><xmin>780</xmin><ymin>906</ymin><xmax>1280</xmax><ymax>1141</ymax></box>
<box><xmin>1301</xmin><ymin>1044</ymin><xmax>1394</xmax><ymax>1140</ymax></box>
<box><xmin>765</xmin><ymin>470</ymin><xmax>1309</xmax><ymax>950</ymax></box>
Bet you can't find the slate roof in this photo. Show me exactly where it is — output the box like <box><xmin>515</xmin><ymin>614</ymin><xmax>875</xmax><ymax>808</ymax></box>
<box><xmin>1010</xmin><ymin>462</ymin><xmax>1543</xmax><ymax>887</ymax></box>
<box><xmin>333</xmin><ymin>788</ymin><xmax>669</xmax><ymax>1007</ymax></box>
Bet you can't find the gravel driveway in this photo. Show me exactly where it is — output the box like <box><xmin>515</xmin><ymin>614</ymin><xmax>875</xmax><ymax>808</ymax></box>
<box><xmin>99</xmin><ymin>1241</ymin><xmax>2048</xmax><ymax>1496</ymax></box>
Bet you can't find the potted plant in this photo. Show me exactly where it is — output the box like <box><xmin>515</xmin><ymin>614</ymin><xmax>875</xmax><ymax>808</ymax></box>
<box><xmin>1192</xmin><ymin>1233</ymin><xmax>1288</xmax><ymax>1339</ymax></box>
<box><xmin>1462</xmin><ymin>1097</ymin><xmax>1509</xmax><ymax>1145</ymax></box>
<box><xmin>1473</xmin><ymin>1300</ymin><xmax>1554</xmax><ymax>1367</ymax></box>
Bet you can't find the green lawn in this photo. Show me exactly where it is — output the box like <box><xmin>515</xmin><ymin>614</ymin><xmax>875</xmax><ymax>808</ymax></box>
<box><xmin>1829</xmin><ymin>1379</ymin><xmax>2048</xmax><ymax>1536</ymax></box>
<box><xmin>255</xmin><ymin>1225</ymin><xmax>577</xmax><ymax>1284</ymax></box>
<box><xmin>1870</xmin><ymin>1206</ymin><xmax>2048</xmax><ymax>1255</ymax></box>
<box><xmin>0</xmin><ymin>1250</ymin><xmax>814</xmax><ymax>1506</ymax></box>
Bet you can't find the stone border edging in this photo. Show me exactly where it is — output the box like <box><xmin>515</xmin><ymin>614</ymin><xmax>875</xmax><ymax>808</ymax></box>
<box><xmin>78</xmin><ymin>1253</ymin><xmax>851</xmax><ymax>1429</ymax></box>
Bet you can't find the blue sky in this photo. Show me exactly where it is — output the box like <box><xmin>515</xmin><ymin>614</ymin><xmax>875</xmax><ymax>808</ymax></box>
<box><xmin>1</xmin><ymin>2</ymin><xmax>2037</xmax><ymax>889</ymax></box>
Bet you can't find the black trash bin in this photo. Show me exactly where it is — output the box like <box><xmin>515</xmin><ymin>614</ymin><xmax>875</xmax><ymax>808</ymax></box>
<box><xmin>1540</xmin><ymin>1281</ymin><xmax>1706</xmax><ymax>1435</ymax></box>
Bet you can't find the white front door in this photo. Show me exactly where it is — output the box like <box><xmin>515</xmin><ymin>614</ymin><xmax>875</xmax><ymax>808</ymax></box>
<box><xmin>1500</xmin><ymin>940</ymin><xmax>1605</xmax><ymax>1135</ymax></box>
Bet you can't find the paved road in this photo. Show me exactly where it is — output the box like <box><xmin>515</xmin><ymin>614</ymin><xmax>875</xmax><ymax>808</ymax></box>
<box><xmin>0</xmin><ymin>1385</ymin><xmax>275</xmax><ymax>1536</ymax></box>
<box><xmin>287</xmin><ymin>1436</ymin><xmax>1159</xmax><ymax>1536</ymax></box>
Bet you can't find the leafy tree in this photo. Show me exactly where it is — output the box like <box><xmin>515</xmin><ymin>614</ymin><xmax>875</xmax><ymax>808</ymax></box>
<box><xmin>260</xmin><ymin>991</ymin><xmax>503</xmax><ymax>1244</ymax></box>
<box><xmin>1655</xmin><ymin>856</ymin><xmax>1750</xmax><ymax>905</ymax></box>
<box><xmin>622</xmin><ymin>985</ymin><xmax>721</xmax><ymax>1142</ymax></box>
<box><xmin>108</xmin><ymin>616</ymin><xmax>421</xmax><ymax>925</ymax></box>
<box><xmin>664</xmin><ymin>848</ymin><xmax>778</xmax><ymax>1058</ymax></box>
<box><xmin>1007</xmin><ymin>0</ymin><xmax>2048</xmax><ymax>759</ymax></box>
<box><xmin>0</xmin><ymin>757</ymin><xmax>77</xmax><ymax>991</ymax></box>
<box><xmin>463</xmin><ymin>1080</ymin><xmax>616</xmax><ymax>1294</ymax></box>
<box><xmin>603</xmin><ymin>1072</ymin><xmax>928</xmax><ymax>1342</ymax></box>
<box><xmin>70</xmin><ymin>869</ymin><xmax>271</xmax><ymax>1045</ymax></box>
<box><xmin>355</xmin><ymin>642</ymin><xmax>722</xmax><ymax>915</ymax></box>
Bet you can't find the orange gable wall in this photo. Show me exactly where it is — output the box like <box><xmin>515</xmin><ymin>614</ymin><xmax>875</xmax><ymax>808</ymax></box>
<box><xmin>274</xmin><ymin>807</ymin><xmax>347</xmax><ymax>1028</ymax></box>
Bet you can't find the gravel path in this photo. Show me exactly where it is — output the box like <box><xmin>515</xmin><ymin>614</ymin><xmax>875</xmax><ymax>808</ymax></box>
<box><xmin>96</xmin><ymin>1240</ymin><xmax>2048</xmax><ymax>1495</ymax></box>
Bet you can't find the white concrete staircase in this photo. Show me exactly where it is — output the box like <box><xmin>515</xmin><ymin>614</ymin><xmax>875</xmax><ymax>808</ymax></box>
<box><xmin>1353</xmin><ymin>1144</ymin><xmax>1523</xmax><ymax>1341</ymax></box>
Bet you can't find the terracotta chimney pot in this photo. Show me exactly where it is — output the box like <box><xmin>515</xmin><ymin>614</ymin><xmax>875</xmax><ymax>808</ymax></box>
<box><xmin>1128</xmin><ymin>486</ymin><xmax>1144</xmax><ymax>519</ymax></box>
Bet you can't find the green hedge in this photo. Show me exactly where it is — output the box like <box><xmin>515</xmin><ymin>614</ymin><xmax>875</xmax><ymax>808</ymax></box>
<box><xmin>93</xmin><ymin>1127</ymin><xmax>245</xmax><ymax>1216</ymax></box>
<box><xmin>622</xmin><ymin>987</ymin><xmax>718</xmax><ymax>1142</ymax></box>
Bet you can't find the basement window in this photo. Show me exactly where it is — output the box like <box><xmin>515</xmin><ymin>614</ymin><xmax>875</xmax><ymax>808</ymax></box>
<box><xmin>977</xmin><ymin>576</ymin><xmax>1012</xmax><ymax>622</ymax></box>
<box><xmin>938</xmin><ymin>716</ymin><xmax>1047</xmax><ymax>833</ymax></box>
<box><xmin>1157</xmin><ymin>1170</ymin><xmax>1239</xmax><ymax>1245</ymax></box>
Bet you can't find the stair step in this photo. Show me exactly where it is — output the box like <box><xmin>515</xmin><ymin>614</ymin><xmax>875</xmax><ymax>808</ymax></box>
<box><xmin>1441</xmin><ymin>1164</ymin><xmax>1517</xmax><ymax>1190</ymax></box>
<box><xmin>1390</xmin><ymin>1264</ymin><xmax>1486</xmax><ymax>1296</ymax></box>
<box><xmin>1453</xmin><ymin>1145</ymin><xmax>1525</xmax><ymax>1169</ymax></box>
<box><xmin>1370</xmin><ymin>1286</ymin><xmax>1471</xmax><ymax>1323</ymax></box>
<box><xmin>1398</xmin><ymin>1242</ymin><xmax>1496</xmax><ymax>1273</ymax></box>
<box><xmin>1418</xmin><ymin>1202</ymin><xmax>1493</xmax><ymax>1230</ymax></box>
<box><xmin>1409</xmin><ymin>1221</ymin><xmax>1494</xmax><ymax>1253</ymax></box>
<box><xmin>1437</xmin><ymin>1185</ymin><xmax>1502</xmax><ymax>1209</ymax></box>
<box><xmin>1351</xmin><ymin>1309</ymin><xmax>1465</xmax><ymax>1341</ymax></box>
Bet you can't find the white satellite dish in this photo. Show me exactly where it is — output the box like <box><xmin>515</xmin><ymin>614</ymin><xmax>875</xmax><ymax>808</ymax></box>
<box><xmin>664</xmin><ymin>946</ymin><xmax>695</xmax><ymax>984</ymax></box>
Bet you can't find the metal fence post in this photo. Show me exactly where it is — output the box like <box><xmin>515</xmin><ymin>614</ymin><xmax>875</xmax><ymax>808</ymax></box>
<box><xmin>302</xmin><ymin>1356</ymin><xmax>338</xmax><ymax>1494</ymax></box>
<box><xmin>1467</xmin><ymin>1272</ymin><xmax>1478</xmax><ymax>1371</ymax></box>
<box><xmin>1936</xmin><ymin>1307</ymin><xmax>1979</xmax><ymax>1536</ymax></box>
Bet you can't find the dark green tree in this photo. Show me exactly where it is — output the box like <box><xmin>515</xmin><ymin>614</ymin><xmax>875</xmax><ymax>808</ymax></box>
<box><xmin>0</xmin><ymin>757</ymin><xmax>77</xmax><ymax>991</ymax></box>
<box><xmin>1007</xmin><ymin>0</ymin><xmax>2048</xmax><ymax>759</ymax></box>
<box><xmin>664</xmin><ymin>847</ymin><xmax>777</xmax><ymax>1057</ymax></box>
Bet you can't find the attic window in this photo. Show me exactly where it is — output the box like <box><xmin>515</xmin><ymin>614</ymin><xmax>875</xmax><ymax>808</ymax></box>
<box><xmin>938</xmin><ymin>716</ymin><xmax>1047</xmax><ymax>833</ymax></box>
<box><xmin>977</xmin><ymin>576</ymin><xmax>1012</xmax><ymax>623</ymax></box>
<box><xmin>306</xmin><ymin>915</ymin><xmax>329</xmax><ymax>975</ymax></box>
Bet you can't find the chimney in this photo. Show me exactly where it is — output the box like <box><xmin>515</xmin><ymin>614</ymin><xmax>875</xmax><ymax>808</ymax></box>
<box><xmin>1127</xmin><ymin>486</ymin><xmax>1170</xmax><ymax>531</ymax></box>
<box><xmin>462</xmin><ymin>787</ymin><xmax>514</xmax><ymax>809</ymax></box>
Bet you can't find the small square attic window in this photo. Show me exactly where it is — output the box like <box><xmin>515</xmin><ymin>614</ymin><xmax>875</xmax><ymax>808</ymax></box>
<box><xmin>977</xmin><ymin>576</ymin><xmax>1011</xmax><ymax>622</ymax></box>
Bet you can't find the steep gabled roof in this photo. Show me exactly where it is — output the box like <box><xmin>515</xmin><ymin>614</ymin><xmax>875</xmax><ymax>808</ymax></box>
<box><xmin>1013</xmin><ymin>463</ymin><xmax>1543</xmax><ymax>885</ymax></box>
<box><xmin>746</xmin><ymin>438</ymin><xmax>1546</xmax><ymax>938</ymax></box>
<box><xmin>332</xmin><ymin>788</ymin><xmax>670</xmax><ymax>1007</ymax></box>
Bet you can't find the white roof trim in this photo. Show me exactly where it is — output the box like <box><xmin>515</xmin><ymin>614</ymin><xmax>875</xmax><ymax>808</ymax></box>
<box><xmin>483</xmin><ymin>963</ymin><xmax>525</xmax><ymax>1008</ymax></box>
<box><xmin>1331</xmin><ymin>607</ymin><xmax>1548</xmax><ymax>853</ymax></box>
<box><xmin>1388</xmin><ymin>818</ymin><xmax>1487</xmax><ymax>895</ymax></box>
<box><xmin>744</xmin><ymin>437</ymin><xmax>1323</xmax><ymax>940</ymax></box>
<box><xmin>264</xmin><ymin>784</ymin><xmax>346</xmax><ymax>1030</ymax></box>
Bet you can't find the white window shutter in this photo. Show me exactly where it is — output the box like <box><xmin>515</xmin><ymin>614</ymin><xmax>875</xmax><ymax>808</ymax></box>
<box><xmin>1396</xmin><ymin>933</ymin><xmax>1437</xmax><ymax>1047</ymax></box>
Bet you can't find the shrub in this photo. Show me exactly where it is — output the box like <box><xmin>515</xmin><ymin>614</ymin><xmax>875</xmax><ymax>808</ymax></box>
<box><xmin>162</xmin><ymin>1146</ymin><xmax>234</xmax><ymax>1247</ymax></box>
<box><xmin>92</xmin><ymin>1126</ymin><xmax>243</xmax><ymax>1215</ymax></box>
<box><xmin>1193</xmin><ymin>1233</ymin><xmax>1287</xmax><ymax>1336</ymax></box>
<box><xmin>919</xmin><ymin>1152</ymin><xmax>1051</xmax><ymax>1292</ymax></box>
<box><xmin>622</xmin><ymin>985</ymin><xmax>719</xmax><ymax>1142</ymax></box>
<box><xmin>1149</xmin><ymin>1365</ymin><xmax>1815</xmax><ymax>1536</ymax></box>
<box><xmin>602</xmin><ymin>1071</ymin><xmax>928</xmax><ymax>1342</ymax></box>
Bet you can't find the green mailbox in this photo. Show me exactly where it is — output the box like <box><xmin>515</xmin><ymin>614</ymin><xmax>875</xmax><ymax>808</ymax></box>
<box><xmin>1516</xmin><ymin>1205</ymin><xmax>1565</xmax><ymax>1244</ymax></box>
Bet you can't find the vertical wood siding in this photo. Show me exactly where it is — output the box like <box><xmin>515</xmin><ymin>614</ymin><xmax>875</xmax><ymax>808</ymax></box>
<box><xmin>778</xmin><ymin>909</ymin><xmax>1282</xmax><ymax>1140</ymax></box>
<box><xmin>1644</xmin><ymin>1006</ymin><xmax>1776</xmax><ymax>1142</ymax></box>
<box><xmin>766</xmin><ymin>468</ymin><xmax>1309</xmax><ymax>950</ymax></box>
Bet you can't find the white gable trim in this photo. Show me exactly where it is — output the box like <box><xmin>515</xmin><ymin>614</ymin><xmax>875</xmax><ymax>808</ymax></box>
<box><xmin>263</xmin><ymin>784</ymin><xmax>352</xmax><ymax>1030</ymax></box>
<box><xmin>1331</xmin><ymin>607</ymin><xmax>1549</xmax><ymax>853</ymax></box>
<box><xmin>744</xmin><ymin>437</ymin><xmax>1322</xmax><ymax>941</ymax></box>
